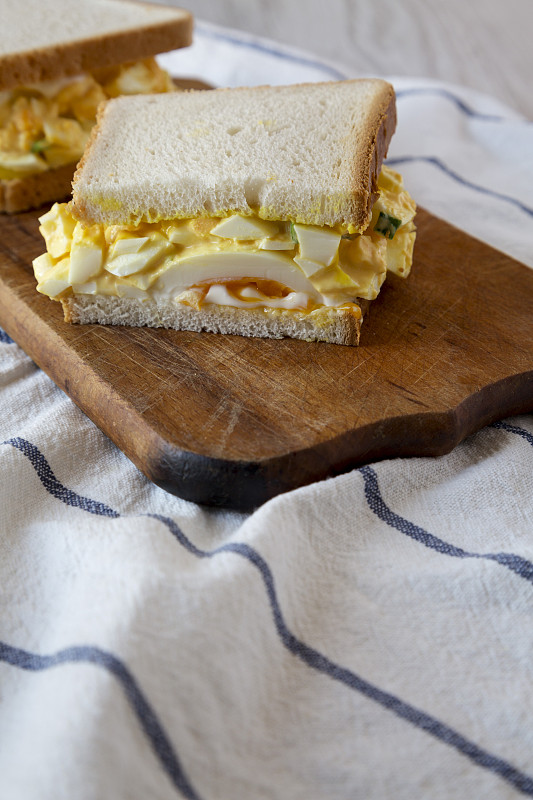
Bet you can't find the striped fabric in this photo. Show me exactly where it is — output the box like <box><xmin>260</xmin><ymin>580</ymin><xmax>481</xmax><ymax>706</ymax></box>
<box><xmin>1</xmin><ymin>22</ymin><xmax>532</xmax><ymax>800</ymax></box>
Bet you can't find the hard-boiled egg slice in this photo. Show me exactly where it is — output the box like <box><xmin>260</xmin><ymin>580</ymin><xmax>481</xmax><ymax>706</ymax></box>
<box><xmin>152</xmin><ymin>249</ymin><xmax>321</xmax><ymax>301</ymax></box>
<box><xmin>292</xmin><ymin>223</ymin><xmax>341</xmax><ymax>266</ymax></box>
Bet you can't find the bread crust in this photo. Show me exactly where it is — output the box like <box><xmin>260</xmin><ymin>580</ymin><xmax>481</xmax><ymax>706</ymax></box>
<box><xmin>60</xmin><ymin>294</ymin><xmax>369</xmax><ymax>346</ymax></box>
<box><xmin>353</xmin><ymin>91</ymin><xmax>397</xmax><ymax>231</ymax></box>
<box><xmin>0</xmin><ymin>3</ymin><xmax>192</xmax><ymax>91</ymax></box>
<box><xmin>0</xmin><ymin>162</ymin><xmax>75</xmax><ymax>214</ymax></box>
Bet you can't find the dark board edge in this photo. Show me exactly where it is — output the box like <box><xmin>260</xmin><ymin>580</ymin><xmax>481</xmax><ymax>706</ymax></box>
<box><xmin>148</xmin><ymin>370</ymin><xmax>533</xmax><ymax>510</ymax></box>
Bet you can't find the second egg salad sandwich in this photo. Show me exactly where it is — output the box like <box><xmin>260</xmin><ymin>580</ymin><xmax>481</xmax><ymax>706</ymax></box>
<box><xmin>33</xmin><ymin>80</ymin><xmax>416</xmax><ymax>346</ymax></box>
<box><xmin>0</xmin><ymin>0</ymin><xmax>192</xmax><ymax>213</ymax></box>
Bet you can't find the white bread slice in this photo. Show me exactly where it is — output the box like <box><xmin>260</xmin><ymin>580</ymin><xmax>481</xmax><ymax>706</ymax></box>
<box><xmin>0</xmin><ymin>0</ymin><xmax>192</xmax><ymax>90</ymax></box>
<box><xmin>61</xmin><ymin>294</ymin><xmax>370</xmax><ymax>346</ymax></box>
<box><xmin>70</xmin><ymin>79</ymin><xmax>396</xmax><ymax>232</ymax></box>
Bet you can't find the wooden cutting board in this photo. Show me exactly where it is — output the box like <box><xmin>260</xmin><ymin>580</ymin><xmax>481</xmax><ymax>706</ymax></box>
<box><xmin>0</xmin><ymin>206</ymin><xmax>532</xmax><ymax>510</ymax></box>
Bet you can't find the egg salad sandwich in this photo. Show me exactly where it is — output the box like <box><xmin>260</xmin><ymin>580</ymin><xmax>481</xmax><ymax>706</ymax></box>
<box><xmin>32</xmin><ymin>80</ymin><xmax>416</xmax><ymax>346</ymax></box>
<box><xmin>0</xmin><ymin>0</ymin><xmax>192</xmax><ymax>213</ymax></box>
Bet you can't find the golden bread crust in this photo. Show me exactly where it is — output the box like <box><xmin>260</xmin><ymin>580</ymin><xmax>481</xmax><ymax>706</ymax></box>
<box><xmin>352</xmin><ymin>90</ymin><xmax>397</xmax><ymax>232</ymax></box>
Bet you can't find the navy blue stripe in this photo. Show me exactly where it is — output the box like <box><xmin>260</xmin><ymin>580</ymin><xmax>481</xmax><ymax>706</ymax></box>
<box><xmin>195</xmin><ymin>22</ymin><xmax>347</xmax><ymax>81</ymax></box>
<box><xmin>148</xmin><ymin>514</ymin><xmax>533</xmax><ymax>797</ymax></box>
<box><xmin>0</xmin><ymin>641</ymin><xmax>202</xmax><ymax>800</ymax></box>
<box><xmin>387</xmin><ymin>155</ymin><xmax>533</xmax><ymax>218</ymax></box>
<box><xmin>395</xmin><ymin>88</ymin><xmax>526</xmax><ymax>123</ymax></box>
<box><xmin>491</xmin><ymin>420</ymin><xmax>533</xmax><ymax>447</ymax></box>
<box><xmin>3</xmin><ymin>437</ymin><xmax>119</xmax><ymax>517</ymax></box>
<box><xmin>0</xmin><ymin>328</ymin><xmax>14</xmax><ymax>344</ymax></box>
<box><xmin>359</xmin><ymin>465</ymin><xmax>533</xmax><ymax>584</ymax></box>
<box><xmin>5</xmin><ymin>436</ymin><xmax>533</xmax><ymax>795</ymax></box>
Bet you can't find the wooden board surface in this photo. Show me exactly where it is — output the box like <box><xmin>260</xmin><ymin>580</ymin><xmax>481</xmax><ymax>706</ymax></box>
<box><xmin>0</xmin><ymin>207</ymin><xmax>532</xmax><ymax>510</ymax></box>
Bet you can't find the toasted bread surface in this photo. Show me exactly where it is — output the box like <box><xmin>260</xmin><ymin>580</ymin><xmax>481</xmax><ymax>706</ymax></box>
<box><xmin>70</xmin><ymin>80</ymin><xmax>396</xmax><ymax>231</ymax></box>
<box><xmin>61</xmin><ymin>294</ymin><xmax>368</xmax><ymax>346</ymax></box>
<box><xmin>0</xmin><ymin>0</ymin><xmax>192</xmax><ymax>90</ymax></box>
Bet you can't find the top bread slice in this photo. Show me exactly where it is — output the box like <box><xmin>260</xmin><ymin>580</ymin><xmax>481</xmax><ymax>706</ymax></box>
<box><xmin>0</xmin><ymin>0</ymin><xmax>192</xmax><ymax>91</ymax></box>
<box><xmin>70</xmin><ymin>79</ymin><xmax>396</xmax><ymax>232</ymax></box>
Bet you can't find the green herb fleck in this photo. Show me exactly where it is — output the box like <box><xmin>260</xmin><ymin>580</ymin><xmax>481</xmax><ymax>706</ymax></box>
<box><xmin>374</xmin><ymin>211</ymin><xmax>402</xmax><ymax>239</ymax></box>
<box><xmin>31</xmin><ymin>139</ymin><xmax>49</xmax><ymax>153</ymax></box>
<box><xmin>289</xmin><ymin>222</ymin><xmax>298</xmax><ymax>243</ymax></box>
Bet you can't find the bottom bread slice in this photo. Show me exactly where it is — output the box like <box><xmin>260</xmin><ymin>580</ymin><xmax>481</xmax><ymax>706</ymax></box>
<box><xmin>61</xmin><ymin>294</ymin><xmax>369</xmax><ymax>346</ymax></box>
<box><xmin>0</xmin><ymin>162</ymin><xmax>76</xmax><ymax>214</ymax></box>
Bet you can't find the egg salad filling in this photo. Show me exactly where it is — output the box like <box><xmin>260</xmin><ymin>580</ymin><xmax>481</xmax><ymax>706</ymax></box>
<box><xmin>33</xmin><ymin>167</ymin><xmax>416</xmax><ymax>315</ymax></box>
<box><xmin>0</xmin><ymin>59</ymin><xmax>175</xmax><ymax>180</ymax></box>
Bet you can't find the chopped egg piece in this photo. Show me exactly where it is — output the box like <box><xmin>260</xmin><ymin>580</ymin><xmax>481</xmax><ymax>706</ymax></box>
<box><xmin>293</xmin><ymin>224</ymin><xmax>341</xmax><ymax>266</ymax></box>
<box><xmin>33</xmin><ymin>252</ymin><xmax>55</xmax><ymax>282</ymax></box>
<box><xmin>42</xmin><ymin>117</ymin><xmax>88</xmax><ymax>150</ymax></box>
<box><xmin>39</xmin><ymin>204</ymin><xmax>77</xmax><ymax>259</ymax></box>
<box><xmin>36</xmin><ymin>258</ymin><xmax>70</xmax><ymax>297</ymax></box>
<box><xmin>71</xmin><ymin>280</ymin><xmax>98</xmax><ymax>295</ymax></box>
<box><xmin>69</xmin><ymin>245</ymin><xmax>103</xmax><ymax>284</ymax></box>
<box><xmin>211</xmin><ymin>215</ymin><xmax>279</xmax><ymax>240</ymax></box>
<box><xmin>374</xmin><ymin>168</ymin><xmax>417</xmax><ymax>226</ymax></box>
<box><xmin>110</xmin><ymin>235</ymin><xmax>150</xmax><ymax>257</ymax></box>
<box><xmin>293</xmin><ymin>257</ymin><xmax>326</xmax><ymax>278</ymax></box>
<box><xmin>105</xmin><ymin>232</ymin><xmax>171</xmax><ymax>277</ymax></box>
<box><xmin>0</xmin><ymin>152</ymin><xmax>48</xmax><ymax>174</ymax></box>
<box><xmin>69</xmin><ymin>223</ymin><xmax>104</xmax><ymax>284</ymax></box>
<box><xmin>165</xmin><ymin>222</ymin><xmax>198</xmax><ymax>246</ymax></box>
<box><xmin>311</xmin><ymin>265</ymin><xmax>362</xmax><ymax>295</ymax></box>
<box><xmin>384</xmin><ymin>225</ymin><xmax>416</xmax><ymax>277</ymax></box>
<box><xmin>259</xmin><ymin>236</ymin><xmax>295</xmax><ymax>251</ymax></box>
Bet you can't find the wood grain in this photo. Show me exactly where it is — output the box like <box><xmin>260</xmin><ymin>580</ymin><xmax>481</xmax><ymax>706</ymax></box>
<box><xmin>0</xmin><ymin>206</ymin><xmax>532</xmax><ymax>510</ymax></box>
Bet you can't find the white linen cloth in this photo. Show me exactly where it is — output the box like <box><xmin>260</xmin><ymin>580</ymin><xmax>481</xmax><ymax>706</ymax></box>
<box><xmin>1</xmin><ymin>22</ymin><xmax>533</xmax><ymax>800</ymax></box>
